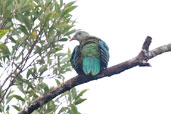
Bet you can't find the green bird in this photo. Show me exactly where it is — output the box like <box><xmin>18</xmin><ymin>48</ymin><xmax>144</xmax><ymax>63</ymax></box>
<box><xmin>70</xmin><ymin>31</ymin><xmax>109</xmax><ymax>76</ymax></box>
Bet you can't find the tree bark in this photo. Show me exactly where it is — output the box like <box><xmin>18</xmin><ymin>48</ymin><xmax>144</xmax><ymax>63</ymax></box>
<box><xmin>19</xmin><ymin>36</ymin><xmax>171</xmax><ymax>114</ymax></box>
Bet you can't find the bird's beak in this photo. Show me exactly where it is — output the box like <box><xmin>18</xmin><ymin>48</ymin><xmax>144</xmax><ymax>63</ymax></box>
<box><xmin>69</xmin><ymin>36</ymin><xmax>75</xmax><ymax>41</ymax></box>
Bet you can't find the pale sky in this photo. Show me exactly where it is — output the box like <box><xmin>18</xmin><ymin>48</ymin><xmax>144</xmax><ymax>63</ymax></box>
<box><xmin>69</xmin><ymin>0</ymin><xmax>171</xmax><ymax>114</ymax></box>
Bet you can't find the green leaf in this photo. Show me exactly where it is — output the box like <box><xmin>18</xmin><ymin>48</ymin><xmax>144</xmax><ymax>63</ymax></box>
<box><xmin>26</xmin><ymin>67</ymin><xmax>37</xmax><ymax>78</ymax></box>
<box><xmin>55</xmin><ymin>79</ymin><xmax>61</xmax><ymax>85</ymax></box>
<box><xmin>12</xmin><ymin>105</ymin><xmax>21</xmax><ymax>111</ymax></box>
<box><xmin>76</xmin><ymin>89</ymin><xmax>88</xmax><ymax>100</ymax></box>
<box><xmin>17</xmin><ymin>82</ymin><xmax>24</xmax><ymax>93</ymax></box>
<box><xmin>6</xmin><ymin>96</ymin><xmax>13</xmax><ymax>104</ymax></box>
<box><xmin>58</xmin><ymin>107</ymin><xmax>69</xmax><ymax>114</ymax></box>
<box><xmin>45</xmin><ymin>12</ymin><xmax>53</xmax><ymax>23</ymax></box>
<box><xmin>0</xmin><ymin>43</ymin><xmax>10</xmax><ymax>60</ymax></box>
<box><xmin>34</xmin><ymin>45</ymin><xmax>41</xmax><ymax>55</ymax></box>
<box><xmin>64</xmin><ymin>29</ymin><xmax>76</xmax><ymax>36</ymax></box>
<box><xmin>19</xmin><ymin>24</ymin><xmax>29</xmax><ymax>35</ymax></box>
<box><xmin>12</xmin><ymin>42</ymin><xmax>19</xmax><ymax>54</ymax></box>
<box><xmin>59</xmin><ymin>38</ymin><xmax>68</xmax><ymax>42</ymax></box>
<box><xmin>22</xmin><ymin>16</ymin><xmax>31</xmax><ymax>30</ymax></box>
<box><xmin>6</xmin><ymin>105</ymin><xmax>10</xmax><ymax>111</ymax></box>
<box><xmin>12</xmin><ymin>95</ymin><xmax>25</xmax><ymax>102</ymax></box>
<box><xmin>68</xmin><ymin>91</ymin><xmax>72</xmax><ymax>102</ymax></box>
<box><xmin>74</xmin><ymin>98</ymin><xmax>87</xmax><ymax>105</ymax></box>
<box><xmin>0</xmin><ymin>104</ymin><xmax>3</xmax><ymax>112</ymax></box>
<box><xmin>61</xmin><ymin>6</ymin><xmax>77</xmax><ymax>18</ymax></box>
<box><xmin>27</xmin><ymin>68</ymin><xmax>32</xmax><ymax>78</ymax></box>
<box><xmin>16</xmin><ymin>13</ymin><xmax>31</xmax><ymax>30</ymax></box>
<box><xmin>5</xmin><ymin>0</ymin><xmax>13</xmax><ymax>8</ymax></box>
<box><xmin>45</xmin><ymin>0</ymin><xmax>52</xmax><ymax>7</ymax></box>
<box><xmin>4</xmin><ymin>21</ymin><xmax>13</xmax><ymax>29</ymax></box>
<box><xmin>47</xmin><ymin>101</ymin><xmax>56</xmax><ymax>113</ymax></box>
<box><xmin>65</xmin><ymin>1</ymin><xmax>76</xmax><ymax>7</ymax></box>
<box><xmin>28</xmin><ymin>90</ymin><xmax>39</xmax><ymax>99</ymax></box>
<box><xmin>7</xmin><ymin>94</ymin><xmax>25</xmax><ymax>104</ymax></box>
<box><xmin>4</xmin><ymin>9</ymin><xmax>11</xmax><ymax>19</ymax></box>
<box><xmin>6</xmin><ymin>90</ymin><xmax>15</xmax><ymax>102</ymax></box>
<box><xmin>9</xmin><ymin>37</ymin><xmax>16</xmax><ymax>43</ymax></box>
<box><xmin>0</xmin><ymin>29</ymin><xmax>9</xmax><ymax>39</ymax></box>
<box><xmin>59</xmin><ymin>0</ymin><xmax>63</xmax><ymax>7</ymax></box>
<box><xmin>55</xmin><ymin>53</ymin><xmax>67</xmax><ymax>57</ymax></box>
<box><xmin>70</xmin><ymin>103</ymin><xmax>78</xmax><ymax>114</ymax></box>
<box><xmin>55</xmin><ymin>1</ymin><xmax>61</xmax><ymax>15</ymax></box>
<box><xmin>40</xmin><ymin>82</ymin><xmax>49</xmax><ymax>92</ymax></box>
<box><xmin>39</xmin><ymin>64</ymin><xmax>47</xmax><ymax>75</ymax></box>
<box><xmin>61</xmin><ymin>57</ymin><xmax>70</xmax><ymax>63</ymax></box>
<box><xmin>62</xmin><ymin>24</ymin><xmax>73</xmax><ymax>34</ymax></box>
<box><xmin>21</xmin><ymin>4</ymin><xmax>33</xmax><ymax>13</ymax></box>
<box><xmin>71</xmin><ymin>88</ymin><xmax>77</xmax><ymax>99</ymax></box>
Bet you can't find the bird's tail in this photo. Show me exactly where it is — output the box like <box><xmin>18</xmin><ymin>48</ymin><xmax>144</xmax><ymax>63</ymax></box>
<box><xmin>83</xmin><ymin>57</ymin><xmax>100</xmax><ymax>76</ymax></box>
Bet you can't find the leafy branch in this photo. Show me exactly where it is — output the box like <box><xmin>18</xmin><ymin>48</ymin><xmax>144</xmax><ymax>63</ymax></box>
<box><xmin>0</xmin><ymin>0</ymin><xmax>86</xmax><ymax>114</ymax></box>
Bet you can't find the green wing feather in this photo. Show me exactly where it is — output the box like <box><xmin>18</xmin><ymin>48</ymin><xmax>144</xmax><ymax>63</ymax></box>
<box><xmin>83</xmin><ymin>57</ymin><xmax>100</xmax><ymax>76</ymax></box>
<box><xmin>81</xmin><ymin>43</ymin><xmax>100</xmax><ymax>76</ymax></box>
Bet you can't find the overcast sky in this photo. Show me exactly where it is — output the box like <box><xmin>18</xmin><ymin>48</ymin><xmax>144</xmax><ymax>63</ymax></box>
<box><xmin>69</xmin><ymin>0</ymin><xmax>171</xmax><ymax>114</ymax></box>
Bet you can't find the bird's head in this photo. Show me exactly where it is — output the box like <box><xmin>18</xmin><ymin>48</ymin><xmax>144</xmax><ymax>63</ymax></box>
<box><xmin>70</xmin><ymin>31</ymin><xmax>89</xmax><ymax>43</ymax></box>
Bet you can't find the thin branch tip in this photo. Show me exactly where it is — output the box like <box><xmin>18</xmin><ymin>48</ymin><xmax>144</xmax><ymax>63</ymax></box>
<box><xmin>142</xmin><ymin>36</ymin><xmax>152</xmax><ymax>50</ymax></box>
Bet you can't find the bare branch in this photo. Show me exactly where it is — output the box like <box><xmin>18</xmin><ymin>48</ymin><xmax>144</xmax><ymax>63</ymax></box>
<box><xmin>19</xmin><ymin>37</ymin><xmax>171</xmax><ymax>114</ymax></box>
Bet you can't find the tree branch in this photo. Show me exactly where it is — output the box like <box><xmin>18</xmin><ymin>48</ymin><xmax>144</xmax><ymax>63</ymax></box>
<box><xmin>19</xmin><ymin>36</ymin><xmax>171</xmax><ymax>114</ymax></box>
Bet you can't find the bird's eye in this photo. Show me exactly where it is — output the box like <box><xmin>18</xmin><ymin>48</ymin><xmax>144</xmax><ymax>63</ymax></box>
<box><xmin>78</xmin><ymin>32</ymin><xmax>81</xmax><ymax>35</ymax></box>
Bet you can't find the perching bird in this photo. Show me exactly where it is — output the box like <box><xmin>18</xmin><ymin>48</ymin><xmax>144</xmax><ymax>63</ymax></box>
<box><xmin>70</xmin><ymin>31</ymin><xmax>109</xmax><ymax>76</ymax></box>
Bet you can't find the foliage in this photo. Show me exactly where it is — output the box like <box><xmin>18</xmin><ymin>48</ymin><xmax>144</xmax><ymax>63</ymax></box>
<box><xmin>0</xmin><ymin>0</ymin><xmax>87</xmax><ymax>113</ymax></box>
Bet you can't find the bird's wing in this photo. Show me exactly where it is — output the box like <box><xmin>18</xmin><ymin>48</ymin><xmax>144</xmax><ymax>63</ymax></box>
<box><xmin>70</xmin><ymin>45</ymin><xmax>80</xmax><ymax>70</ymax></box>
<box><xmin>99</xmin><ymin>40</ymin><xmax>109</xmax><ymax>68</ymax></box>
